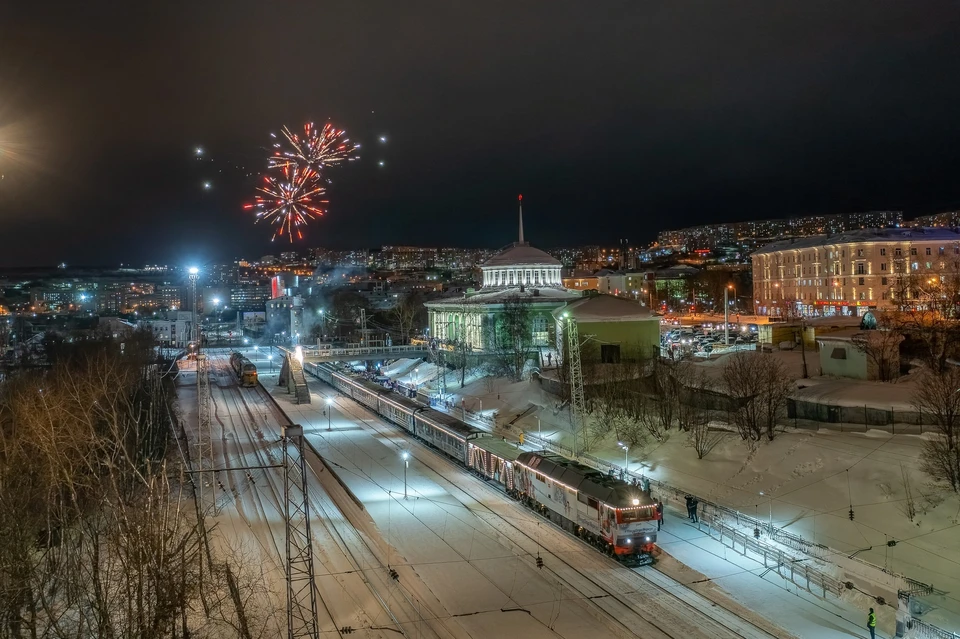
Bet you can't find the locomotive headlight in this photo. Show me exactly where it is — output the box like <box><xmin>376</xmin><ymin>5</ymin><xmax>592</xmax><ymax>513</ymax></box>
<box><xmin>645</xmin><ymin>536</ymin><xmax>651</xmax><ymax>542</ymax></box>
<box><xmin>632</xmin><ymin>498</ymin><xmax>640</xmax><ymax>506</ymax></box>
<box><xmin>626</xmin><ymin>539</ymin><xmax>632</xmax><ymax>544</ymax></box>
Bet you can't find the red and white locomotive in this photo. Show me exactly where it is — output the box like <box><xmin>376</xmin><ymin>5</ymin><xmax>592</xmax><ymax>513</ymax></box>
<box><xmin>514</xmin><ymin>451</ymin><xmax>658</xmax><ymax>562</ymax></box>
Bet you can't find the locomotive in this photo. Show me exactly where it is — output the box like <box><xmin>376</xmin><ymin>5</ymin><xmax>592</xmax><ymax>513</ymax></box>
<box><xmin>305</xmin><ymin>361</ymin><xmax>658</xmax><ymax>563</ymax></box>
<box><xmin>229</xmin><ymin>352</ymin><xmax>258</xmax><ymax>387</ymax></box>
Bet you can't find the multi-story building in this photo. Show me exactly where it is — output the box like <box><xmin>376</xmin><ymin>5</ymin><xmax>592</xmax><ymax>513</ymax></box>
<box><xmin>751</xmin><ymin>227</ymin><xmax>960</xmax><ymax>317</ymax></box>
<box><xmin>229</xmin><ymin>284</ymin><xmax>272</xmax><ymax>312</ymax></box>
<box><xmin>265</xmin><ymin>295</ymin><xmax>305</xmax><ymax>344</ymax></box>
<box><xmin>660</xmin><ymin>211</ymin><xmax>904</xmax><ymax>251</ymax></box>
<box><xmin>913</xmin><ymin>211</ymin><xmax>960</xmax><ymax>228</ymax></box>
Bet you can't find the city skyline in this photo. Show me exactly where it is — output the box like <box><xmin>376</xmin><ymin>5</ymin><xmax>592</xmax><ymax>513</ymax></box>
<box><xmin>2</xmin><ymin>2</ymin><xmax>960</xmax><ymax>267</ymax></box>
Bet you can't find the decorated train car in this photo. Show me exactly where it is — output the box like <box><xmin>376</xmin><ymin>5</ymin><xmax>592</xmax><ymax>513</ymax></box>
<box><xmin>229</xmin><ymin>352</ymin><xmax>258</xmax><ymax>387</ymax></box>
<box><xmin>302</xmin><ymin>360</ymin><xmax>658</xmax><ymax>563</ymax></box>
<box><xmin>514</xmin><ymin>451</ymin><xmax>658</xmax><ymax>563</ymax></box>
<box><xmin>468</xmin><ymin>437</ymin><xmax>521</xmax><ymax>493</ymax></box>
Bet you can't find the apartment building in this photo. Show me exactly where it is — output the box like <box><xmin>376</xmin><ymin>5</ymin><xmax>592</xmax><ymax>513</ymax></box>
<box><xmin>752</xmin><ymin>228</ymin><xmax>960</xmax><ymax>317</ymax></box>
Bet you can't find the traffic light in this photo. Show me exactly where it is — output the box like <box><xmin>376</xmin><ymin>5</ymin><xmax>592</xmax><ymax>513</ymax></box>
<box><xmin>536</xmin><ymin>555</ymin><xmax>544</xmax><ymax>569</ymax></box>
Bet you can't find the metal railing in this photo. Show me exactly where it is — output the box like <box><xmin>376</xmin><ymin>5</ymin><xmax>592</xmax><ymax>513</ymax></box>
<box><xmin>913</xmin><ymin>619</ymin><xmax>960</xmax><ymax>639</ymax></box>
<box><xmin>698</xmin><ymin>511</ymin><xmax>844</xmax><ymax>600</ymax></box>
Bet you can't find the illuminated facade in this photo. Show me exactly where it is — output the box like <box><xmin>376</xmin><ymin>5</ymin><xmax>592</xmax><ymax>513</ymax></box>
<box><xmin>425</xmin><ymin>208</ymin><xmax>580</xmax><ymax>350</ymax></box>
<box><xmin>752</xmin><ymin>227</ymin><xmax>960</xmax><ymax>317</ymax></box>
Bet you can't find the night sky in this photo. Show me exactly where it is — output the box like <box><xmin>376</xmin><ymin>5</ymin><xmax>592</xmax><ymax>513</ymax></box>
<box><xmin>2</xmin><ymin>2</ymin><xmax>960</xmax><ymax>267</ymax></box>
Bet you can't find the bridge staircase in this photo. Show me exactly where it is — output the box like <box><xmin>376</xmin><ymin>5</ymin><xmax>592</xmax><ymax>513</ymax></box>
<box><xmin>278</xmin><ymin>353</ymin><xmax>311</xmax><ymax>404</ymax></box>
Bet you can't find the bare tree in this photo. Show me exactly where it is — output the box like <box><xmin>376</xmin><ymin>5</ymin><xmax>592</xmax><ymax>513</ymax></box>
<box><xmin>851</xmin><ymin>314</ymin><xmax>903</xmax><ymax>382</ymax></box>
<box><xmin>0</xmin><ymin>333</ymin><xmax>278</xmax><ymax>637</ymax></box>
<box><xmin>912</xmin><ymin>367</ymin><xmax>960</xmax><ymax>491</ymax></box>
<box><xmin>391</xmin><ymin>291</ymin><xmax>424</xmax><ymax>344</ymax></box>
<box><xmin>492</xmin><ymin>295</ymin><xmax>532</xmax><ymax>381</ymax></box>
<box><xmin>721</xmin><ymin>352</ymin><xmax>793</xmax><ymax>441</ymax></box>
<box><xmin>891</xmin><ymin>265</ymin><xmax>960</xmax><ymax>373</ymax></box>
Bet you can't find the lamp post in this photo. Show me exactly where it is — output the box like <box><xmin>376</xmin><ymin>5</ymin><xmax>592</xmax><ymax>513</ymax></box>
<box><xmin>760</xmin><ymin>491</ymin><xmax>773</xmax><ymax>535</ymax></box>
<box><xmin>414</xmin><ymin>367</ymin><xmax>419</xmax><ymax>387</ymax></box>
<box><xmin>724</xmin><ymin>285</ymin><xmax>732</xmax><ymax>345</ymax></box>
<box><xmin>618</xmin><ymin>441</ymin><xmax>629</xmax><ymax>473</ymax></box>
<box><xmin>326</xmin><ymin>396</ymin><xmax>333</xmax><ymax>431</ymax></box>
<box><xmin>212</xmin><ymin>298</ymin><xmax>222</xmax><ymax>346</ymax></box>
<box><xmin>268</xmin><ymin>354</ymin><xmax>274</xmax><ymax>372</ymax></box>
<box><xmin>401</xmin><ymin>451</ymin><xmax>409</xmax><ymax>499</ymax></box>
<box><xmin>188</xmin><ymin>267</ymin><xmax>200</xmax><ymax>348</ymax></box>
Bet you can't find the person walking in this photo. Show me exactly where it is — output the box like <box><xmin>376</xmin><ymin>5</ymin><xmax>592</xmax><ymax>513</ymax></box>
<box><xmin>867</xmin><ymin>608</ymin><xmax>877</xmax><ymax>639</ymax></box>
<box><xmin>685</xmin><ymin>495</ymin><xmax>694</xmax><ymax>520</ymax></box>
<box><xmin>656</xmin><ymin>500</ymin><xmax>664</xmax><ymax>530</ymax></box>
<box><xmin>690</xmin><ymin>498</ymin><xmax>699</xmax><ymax>523</ymax></box>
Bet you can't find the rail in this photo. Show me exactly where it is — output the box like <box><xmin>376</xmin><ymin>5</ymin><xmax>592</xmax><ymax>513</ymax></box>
<box><xmin>521</xmin><ymin>432</ymin><xmax>944</xmax><ymax>610</ymax></box>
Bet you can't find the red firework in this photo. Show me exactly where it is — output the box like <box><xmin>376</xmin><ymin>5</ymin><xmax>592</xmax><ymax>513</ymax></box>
<box><xmin>243</xmin><ymin>164</ymin><xmax>328</xmax><ymax>242</ymax></box>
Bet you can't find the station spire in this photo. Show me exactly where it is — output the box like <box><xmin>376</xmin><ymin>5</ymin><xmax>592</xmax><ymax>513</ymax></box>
<box><xmin>518</xmin><ymin>194</ymin><xmax>524</xmax><ymax>244</ymax></box>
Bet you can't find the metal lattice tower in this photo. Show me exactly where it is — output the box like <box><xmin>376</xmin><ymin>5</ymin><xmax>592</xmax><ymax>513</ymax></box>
<box><xmin>281</xmin><ymin>424</ymin><xmax>319</xmax><ymax>639</ymax></box>
<box><xmin>565</xmin><ymin>316</ymin><xmax>586</xmax><ymax>456</ymax></box>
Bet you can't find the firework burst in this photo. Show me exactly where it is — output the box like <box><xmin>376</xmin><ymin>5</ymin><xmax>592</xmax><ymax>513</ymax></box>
<box><xmin>244</xmin><ymin>164</ymin><xmax>328</xmax><ymax>242</ymax></box>
<box><xmin>269</xmin><ymin>122</ymin><xmax>360</xmax><ymax>172</ymax></box>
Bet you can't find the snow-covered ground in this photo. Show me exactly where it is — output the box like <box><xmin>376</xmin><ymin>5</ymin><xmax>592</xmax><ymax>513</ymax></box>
<box><xmin>410</xmin><ymin>368</ymin><xmax>960</xmax><ymax>635</ymax></box>
<box><xmin>178</xmin><ymin>351</ymin><xmax>438</xmax><ymax>638</ymax></box>
<box><xmin>264</xmin><ymin>370</ymin><xmax>792</xmax><ymax>639</ymax></box>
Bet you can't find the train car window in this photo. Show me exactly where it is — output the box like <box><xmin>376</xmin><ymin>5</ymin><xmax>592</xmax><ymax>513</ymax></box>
<box><xmin>535</xmin><ymin>472</ymin><xmax>545</xmax><ymax>483</ymax></box>
<box><xmin>577</xmin><ymin>492</ymin><xmax>589</xmax><ymax>505</ymax></box>
<box><xmin>588</xmin><ymin>498</ymin><xmax>599</xmax><ymax>510</ymax></box>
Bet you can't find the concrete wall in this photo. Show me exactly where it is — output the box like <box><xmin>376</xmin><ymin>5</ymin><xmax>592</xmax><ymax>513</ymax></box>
<box><xmin>576</xmin><ymin>318</ymin><xmax>660</xmax><ymax>357</ymax></box>
<box><xmin>818</xmin><ymin>339</ymin><xmax>868</xmax><ymax>380</ymax></box>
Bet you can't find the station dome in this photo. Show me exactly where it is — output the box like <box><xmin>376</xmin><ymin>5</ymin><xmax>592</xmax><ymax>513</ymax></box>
<box><xmin>479</xmin><ymin>197</ymin><xmax>563</xmax><ymax>288</ymax></box>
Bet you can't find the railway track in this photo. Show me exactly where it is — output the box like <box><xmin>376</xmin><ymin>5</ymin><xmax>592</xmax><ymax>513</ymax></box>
<box><xmin>205</xmin><ymin>353</ymin><xmax>411</xmax><ymax>638</ymax></box>
<box><xmin>317</xmin><ymin>386</ymin><xmax>785</xmax><ymax>639</ymax></box>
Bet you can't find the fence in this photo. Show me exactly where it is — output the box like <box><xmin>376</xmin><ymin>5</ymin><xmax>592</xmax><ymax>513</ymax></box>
<box><xmin>787</xmin><ymin>398</ymin><xmax>933</xmax><ymax>435</ymax></box>
<box><xmin>697</xmin><ymin>511</ymin><xmax>844</xmax><ymax>600</ymax></box>
<box><xmin>912</xmin><ymin>619</ymin><xmax>960</xmax><ymax>639</ymax></box>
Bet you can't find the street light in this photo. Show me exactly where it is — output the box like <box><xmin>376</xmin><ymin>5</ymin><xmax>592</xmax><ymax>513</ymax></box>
<box><xmin>401</xmin><ymin>451</ymin><xmax>410</xmax><ymax>499</ymax></box>
<box><xmin>618</xmin><ymin>441</ymin><xmax>629</xmax><ymax>472</ymax></box>
<box><xmin>326</xmin><ymin>396</ymin><xmax>333</xmax><ymax>431</ymax></box>
<box><xmin>760</xmin><ymin>491</ymin><xmax>773</xmax><ymax>534</ymax></box>
<box><xmin>414</xmin><ymin>367</ymin><xmax>420</xmax><ymax>386</ymax></box>
<box><xmin>268</xmin><ymin>354</ymin><xmax>274</xmax><ymax>372</ymax></box>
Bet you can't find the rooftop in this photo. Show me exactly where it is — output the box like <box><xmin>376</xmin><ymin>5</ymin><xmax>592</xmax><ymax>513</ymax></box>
<box><xmin>552</xmin><ymin>294</ymin><xmax>656</xmax><ymax>322</ymax></box>
<box><xmin>753</xmin><ymin>227</ymin><xmax>960</xmax><ymax>255</ymax></box>
<box><xmin>424</xmin><ymin>286</ymin><xmax>580</xmax><ymax>307</ymax></box>
<box><xmin>482</xmin><ymin>242</ymin><xmax>562</xmax><ymax>268</ymax></box>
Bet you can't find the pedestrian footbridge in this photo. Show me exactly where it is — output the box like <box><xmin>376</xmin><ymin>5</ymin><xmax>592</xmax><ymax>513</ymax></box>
<box><xmin>280</xmin><ymin>344</ymin><xmax>429</xmax><ymax>363</ymax></box>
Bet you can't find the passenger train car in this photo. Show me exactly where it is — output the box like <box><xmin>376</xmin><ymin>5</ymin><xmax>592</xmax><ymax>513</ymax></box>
<box><xmin>229</xmin><ymin>352</ymin><xmax>258</xmax><ymax>387</ymax></box>
<box><xmin>304</xmin><ymin>360</ymin><xmax>656</xmax><ymax>562</ymax></box>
